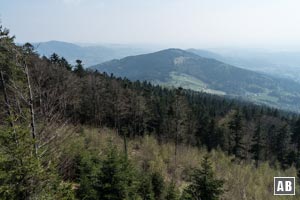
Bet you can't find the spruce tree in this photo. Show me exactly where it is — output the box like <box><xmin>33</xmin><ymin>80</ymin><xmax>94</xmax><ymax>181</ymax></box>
<box><xmin>165</xmin><ymin>181</ymin><xmax>179</xmax><ymax>200</ymax></box>
<box><xmin>276</xmin><ymin>125</ymin><xmax>291</xmax><ymax>169</ymax></box>
<box><xmin>73</xmin><ymin>59</ymin><xmax>85</xmax><ymax>77</ymax></box>
<box><xmin>138</xmin><ymin>174</ymin><xmax>155</xmax><ymax>200</ymax></box>
<box><xmin>204</xmin><ymin>119</ymin><xmax>224</xmax><ymax>151</ymax></box>
<box><xmin>228</xmin><ymin>110</ymin><xmax>245</xmax><ymax>160</ymax></box>
<box><xmin>60</xmin><ymin>57</ymin><xmax>72</xmax><ymax>71</ymax></box>
<box><xmin>292</xmin><ymin>119</ymin><xmax>300</xmax><ymax>184</ymax></box>
<box><xmin>76</xmin><ymin>153</ymin><xmax>100</xmax><ymax>200</ymax></box>
<box><xmin>251</xmin><ymin>122</ymin><xmax>265</xmax><ymax>167</ymax></box>
<box><xmin>50</xmin><ymin>53</ymin><xmax>60</xmax><ymax>64</ymax></box>
<box><xmin>95</xmin><ymin>145</ymin><xmax>138</xmax><ymax>200</ymax></box>
<box><xmin>292</xmin><ymin>119</ymin><xmax>300</xmax><ymax>160</ymax></box>
<box><xmin>183</xmin><ymin>156</ymin><xmax>224</xmax><ymax>200</ymax></box>
<box><xmin>151</xmin><ymin>171</ymin><xmax>165</xmax><ymax>200</ymax></box>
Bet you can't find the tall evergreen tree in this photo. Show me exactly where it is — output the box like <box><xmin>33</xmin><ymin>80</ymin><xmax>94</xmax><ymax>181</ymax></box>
<box><xmin>202</xmin><ymin>118</ymin><xmax>224</xmax><ymax>151</ymax></box>
<box><xmin>250</xmin><ymin>122</ymin><xmax>265</xmax><ymax>167</ymax></box>
<box><xmin>276</xmin><ymin>125</ymin><xmax>291</xmax><ymax>169</ymax></box>
<box><xmin>60</xmin><ymin>57</ymin><xmax>72</xmax><ymax>71</ymax></box>
<box><xmin>138</xmin><ymin>174</ymin><xmax>155</xmax><ymax>200</ymax></box>
<box><xmin>292</xmin><ymin>119</ymin><xmax>300</xmax><ymax>159</ymax></box>
<box><xmin>165</xmin><ymin>181</ymin><xmax>179</xmax><ymax>200</ymax></box>
<box><xmin>173</xmin><ymin>88</ymin><xmax>189</xmax><ymax>166</ymax></box>
<box><xmin>95</xmin><ymin>145</ymin><xmax>138</xmax><ymax>200</ymax></box>
<box><xmin>76</xmin><ymin>153</ymin><xmax>100</xmax><ymax>200</ymax></box>
<box><xmin>292</xmin><ymin>119</ymin><xmax>300</xmax><ymax>184</ymax></box>
<box><xmin>228</xmin><ymin>110</ymin><xmax>245</xmax><ymax>160</ymax></box>
<box><xmin>73</xmin><ymin>59</ymin><xmax>85</xmax><ymax>77</ymax></box>
<box><xmin>50</xmin><ymin>53</ymin><xmax>60</xmax><ymax>64</ymax></box>
<box><xmin>151</xmin><ymin>171</ymin><xmax>165</xmax><ymax>200</ymax></box>
<box><xmin>265</xmin><ymin>124</ymin><xmax>278</xmax><ymax>163</ymax></box>
<box><xmin>182</xmin><ymin>156</ymin><xmax>224</xmax><ymax>200</ymax></box>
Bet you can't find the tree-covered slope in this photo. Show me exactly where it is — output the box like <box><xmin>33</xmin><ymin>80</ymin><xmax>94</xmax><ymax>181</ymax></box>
<box><xmin>91</xmin><ymin>48</ymin><xmax>300</xmax><ymax>112</ymax></box>
<box><xmin>3</xmin><ymin>26</ymin><xmax>300</xmax><ymax>199</ymax></box>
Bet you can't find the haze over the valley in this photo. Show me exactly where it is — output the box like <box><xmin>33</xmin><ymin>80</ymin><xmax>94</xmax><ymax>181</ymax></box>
<box><xmin>3</xmin><ymin>0</ymin><xmax>300</xmax><ymax>50</ymax></box>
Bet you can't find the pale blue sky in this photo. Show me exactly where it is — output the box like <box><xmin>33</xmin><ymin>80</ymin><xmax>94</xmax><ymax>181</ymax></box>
<box><xmin>1</xmin><ymin>0</ymin><xmax>300</xmax><ymax>48</ymax></box>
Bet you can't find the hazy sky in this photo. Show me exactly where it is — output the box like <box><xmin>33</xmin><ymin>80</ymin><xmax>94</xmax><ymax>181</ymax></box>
<box><xmin>2</xmin><ymin>0</ymin><xmax>300</xmax><ymax>48</ymax></box>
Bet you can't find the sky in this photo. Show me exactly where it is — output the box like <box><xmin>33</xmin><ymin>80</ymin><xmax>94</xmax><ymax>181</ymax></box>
<box><xmin>2</xmin><ymin>0</ymin><xmax>300</xmax><ymax>49</ymax></box>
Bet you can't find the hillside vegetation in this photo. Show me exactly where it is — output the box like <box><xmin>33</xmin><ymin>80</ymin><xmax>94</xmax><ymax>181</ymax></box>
<box><xmin>64</xmin><ymin>127</ymin><xmax>300</xmax><ymax>200</ymax></box>
<box><xmin>2</xmin><ymin>26</ymin><xmax>300</xmax><ymax>199</ymax></box>
<box><xmin>91</xmin><ymin>49</ymin><xmax>300</xmax><ymax>112</ymax></box>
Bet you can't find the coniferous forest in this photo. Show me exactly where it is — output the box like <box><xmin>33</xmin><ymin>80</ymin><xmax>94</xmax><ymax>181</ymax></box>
<box><xmin>2</xmin><ymin>26</ymin><xmax>300</xmax><ymax>200</ymax></box>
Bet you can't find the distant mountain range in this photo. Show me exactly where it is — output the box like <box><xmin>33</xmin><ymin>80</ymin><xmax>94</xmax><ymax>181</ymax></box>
<box><xmin>32</xmin><ymin>41</ymin><xmax>152</xmax><ymax>66</ymax></box>
<box><xmin>90</xmin><ymin>49</ymin><xmax>300</xmax><ymax>112</ymax></box>
<box><xmin>31</xmin><ymin>41</ymin><xmax>300</xmax><ymax>83</ymax></box>
<box><xmin>30</xmin><ymin>41</ymin><xmax>300</xmax><ymax>111</ymax></box>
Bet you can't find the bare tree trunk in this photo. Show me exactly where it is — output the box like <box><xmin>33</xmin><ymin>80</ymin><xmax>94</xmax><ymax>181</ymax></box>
<box><xmin>24</xmin><ymin>63</ymin><xmax>38</xmax><ymax>156</ymax></box>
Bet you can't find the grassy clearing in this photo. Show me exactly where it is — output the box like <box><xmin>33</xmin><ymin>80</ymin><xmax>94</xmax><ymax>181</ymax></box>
<box><xmin>167</xmin><ymin>72</ymin><xmax>226</xmax><ymax>95</ymax></box>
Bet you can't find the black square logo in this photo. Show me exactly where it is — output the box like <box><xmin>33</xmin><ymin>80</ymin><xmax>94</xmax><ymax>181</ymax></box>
<box><xmin>274</xmin><ymin>177</ymin><xmax>295</xmax><ymax>195</ymax></box>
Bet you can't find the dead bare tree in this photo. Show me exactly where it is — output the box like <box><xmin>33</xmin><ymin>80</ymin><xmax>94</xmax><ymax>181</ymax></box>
<box><xmin>24</xmin><ymin>61</ymin><xmax>38</xmax><ymax>156</ymax></box>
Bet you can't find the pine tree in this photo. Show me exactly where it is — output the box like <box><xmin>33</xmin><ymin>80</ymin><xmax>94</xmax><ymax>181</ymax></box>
<box><xmin>60</xmin><ymin>57</ymin><xmax>72</xmax><ymax>71</ymax></box>
<box><xmin>50</xmin><ymin>53</ymin><xmax>60</xmax><ymax>64</ymax></box>
<box><xmin>73</xmin><ymin>59</ymin><xmax>85</xmax><ymax>77</ymax></box>
<box><xmin>197</xmin><ymin>113</ymin><xmax>210</xmax><ymax>148</ymax></box>
<box><xmin>292</xmin><ymin>119</ymin><xmax>300</xmax><ymax>160</ymax></box>
<box><xmin>203</xmin><ymin>118</ymin><xmax>224</xmax><ymax>151</ymax></box>
<box><xmin>265</xmin><ymin>124</ymin><xmax>278</xmax><ymax>163</ymax></box>
<box><xmin>151</xmin><ymin>171</ymin><xmax>165</xmax><ymax>200</ymax></box>
<box><xmin>0</xmin><ymin>126</ymin><xmax>39</xmax><ymax>199</ymax></box>
<box><xmin>251</xmin><ymin>122</ymin><xmax>265</xmax><ymax>167</ymax></box>
<box><xmin>292</xmin><ymin>119</ymin><xmax>300</xmax><ymax>184</ymax></box>
<box><xmin>138</xmin><ymin>174</ymin><xmax>155</xmax><ymax>200</ymax></box>
<box><xmin>95</xmin><ymin>145</ymin><xmax>138</xmax><ymax>200</ymax></box>
<box><xmin>173</xmin><ymin>88</ymin><xmax>189</xmax><ymax>166</ymax></box>
<box><xmin>76</xmin><ymin>153</ymin><xmax>100</xmax><ymax>200</ymax></box>
<box><xmin>165</xmin><ymin>181</ymin><xmax>179</xmax><ymax>200</ymax></box>
<box><xmin>276</xmin><ymin>125</ymin><xmax>291</xmax><ymax>169</ymax></box>
<box><xmin>182</xmin><ymin>155</ymin><xmax>224</xmax><ymax>200</ymax></box>
<box><xmin>228</xmin><ymin>110</ymin><xmax>245</xmax><ymax>160</ymax></box>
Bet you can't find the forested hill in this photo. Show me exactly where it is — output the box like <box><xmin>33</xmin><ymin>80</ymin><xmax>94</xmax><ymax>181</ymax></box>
<box><xmin>2</xmin><ymin>32</ymin><xmax>300</xmax><ymax>168</ymax></box>
<box><xmin>91</xmin><ymin>48</ymin><xmax>300</xmax><ymax>112</ymax></box>
<box><xmin>2</xmin><ymin>27</ymin><xmax>300</xmax><ymax>199</ymax></box>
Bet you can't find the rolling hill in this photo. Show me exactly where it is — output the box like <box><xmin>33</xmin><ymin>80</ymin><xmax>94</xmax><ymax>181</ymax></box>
<box><xmin>31</xmin><ymin>41</ymin><xmax>300</xmax><ymax>83</ymax></box>
<box><xmin>90</xmin><ymin>48</ymin><xmax>300</xmax><ymax>112</ymax></box>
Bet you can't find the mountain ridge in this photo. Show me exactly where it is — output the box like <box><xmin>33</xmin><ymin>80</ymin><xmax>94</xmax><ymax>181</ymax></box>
<box><xmin>90</xmin><ymin>48</ymin><xmax>300</xmax><ymax>112</ymax></box>
<box><xmin>31</xmin><ymin>40</ymin><xmax>152</xmax><ymax>66</ymax></box>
